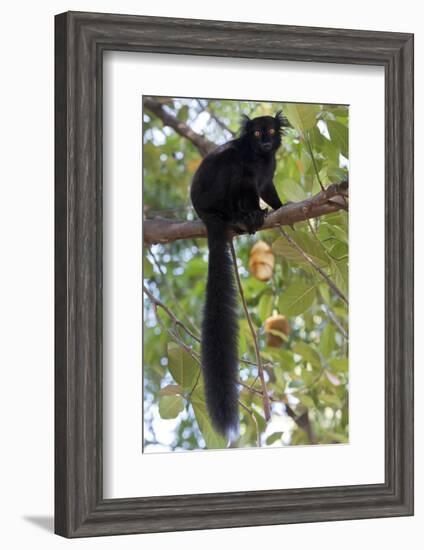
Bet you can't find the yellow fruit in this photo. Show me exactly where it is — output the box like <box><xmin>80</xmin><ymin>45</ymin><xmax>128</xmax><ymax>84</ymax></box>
<box><xmin>249</xmin><ymin>241</ymin><xmax>275</xmax><ymax>282</ymax></box>
<box><xmin>264</xmin><ymin>314</ymin><xmax>290</xmax><ymax>347</ymax></box>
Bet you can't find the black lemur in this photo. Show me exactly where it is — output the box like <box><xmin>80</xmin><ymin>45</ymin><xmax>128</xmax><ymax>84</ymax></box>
<box><xmin>190</xmin><ymin>112</ymin><xmax>287</xmax><ymax>439</ymax></box>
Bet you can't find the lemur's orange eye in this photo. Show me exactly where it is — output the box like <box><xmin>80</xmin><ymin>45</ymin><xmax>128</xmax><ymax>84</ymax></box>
<box><xmin>254</xmin><ymin>130</ymin><xmax>261</xmax><ymax>138</ymax></box>
<box><xmin>268</xmin><ymin>128</ymin><xmax>276</xmax><ymax>136</ymax></box>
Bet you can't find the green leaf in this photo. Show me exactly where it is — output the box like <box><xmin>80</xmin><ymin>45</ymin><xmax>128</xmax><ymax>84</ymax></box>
<box><xmin>167</xmin><ymin>343</ymin><xmax>199</xmax><ymax>390</ymax></box>
<box><xmin>323</xmin><ymin>211</ymin><xmax>348</xmax><ymax>231</ymax></box>
<box><xmin>143</xmin><ymin>255</ymin><xmax>154</xmax><ymax>279</ymax></box>
<box><xmin>282</xmin><ymin>179</ymin><xmax>306</xmax><ymax>202</ymax></box>
<box><xmin>328</xmin><ymin>224</ymin><xmax>348</xmax><ymax>244</ymax></box>
<box><xmin>158</xmin><ymin>395</ymin><xmax>184</xmax><ymax>419</ymax></box>
<box><xmin>184</xmin><ymin>257</ymin><xmax>207</xmax><ymax>277</ymax></box>
<box><xmin>159</xmin><ymin>384</ymin><xmax>182</xmax><ymax>396</ymax></box>
<box><xmin>251</xmin><ymin>409</ymin><xmax>267</xmax><ymax>433</ymax></box>
<box><xmin>177</xmin><ymin>104</ymin><xmax>189</xmax><ymax>121</ymax></box>
<box><xmin>330</xmin><ymin>241</ymin><xmax>348</xmax><ymax>260</ymax></box>
<box><xmin>327</xmin><ymin>120</ymin><xmax>348</xmax><ymax>157</ymax></box>
<box><xmin>191</xmin><ymin>396</ymin><xmax>228</xmax><ymax>449</ymax></box>
<box><xmin>288</xmin><ymin>380</ymin><xmax>304</xmax><ymax>390</ymax></box>
<box><xmin>273</xmin><ymin>232</ymin><xmax>328</xmax><ymax>268</ymax></box>
<box><xmin>300</xmin><ymin>150</ymin><xmax>312</xmax><ymax>175</ymax></box>
<box><xmin>294</xmin><ymin>232</ymin><xmax>329</xmax><ymax>266</ymax></box>
<box><xmin>262</xmin><ymin>348</ymin><xmax>295</xmax><ymax>371</ymax></box>
<box><xmin>324</xmin><ymin>162</ymin><xmax>348</xmax><ymax>183</ymax></box>
<box><xmin>273</xmin><ymin>238</ymin><xmax>305</xmax><ymax>264</ymax></box>
<box><xmin>319</xmin><ymin>393</ymin><xmax>342</xmax><ymax>409</ymax></box>
<box><xmin>284</xmin><ymin>104</ymin><xmax>320</xmax><ymax>133</ymax></box>
<box><xmin>258</xmin><ymin>292</ymin><xmax>273</xmax><ymax>321</ymax></box>
<box><xmin>328</xmin><ymin>357</ymin><xmax>349</xmax><ymax>372</ymax></box>
<box><xmin>266</xmin><ymin>431</ymin><xmax>283</xmax><ymax>445</ymax></box>
<box><xmin>320</xmin><ymin>324</ymin><xmax>335</xmax><ymax>357</ymax></box>
<box><xmin>301</xmin><ymin>369</ymin><xmax>315</xmax><ymax>385</ymax></box>
<box><xmin>279</xmin><ymin>282</ymin><xmax>316</xmax><ymax>317</ymax></box>
<box><xmin>297</xmin><ymin>393</ymin><xmax>316</xmax><ymax>409</ymax></box>
<box><xmin>239</xmin><ymin>319</ymin><xmax>255</xmax><ymax>353</ymax></box>
<box><xmin>331</xmin><ymin>259</ymin><xmax>348</xmax><ymax>296</ymax></box>
<box><xmin>292</xmin><ymin>342</ymin><xmax>321</xmax><ymax>367</ymax></box>
<box><xmin>278</xmin><ymin>349</ymin><xmax>296</xmax><ymax>370</ymax></box>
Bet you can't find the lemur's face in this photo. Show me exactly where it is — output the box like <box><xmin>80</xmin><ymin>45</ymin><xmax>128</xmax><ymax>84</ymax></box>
<box><xmin>242</xmin><ymin>114</ymin><xmax>285</xmax><ymax>155</ymax></box>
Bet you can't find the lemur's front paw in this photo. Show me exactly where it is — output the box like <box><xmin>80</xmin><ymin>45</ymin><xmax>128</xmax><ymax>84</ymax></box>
<box><xmin>243</xmin><ymin>210</ymin><xmax>266</xmax><ymax>234</ymax></box>
<box><xmin>254</xmin><ymin>209</ymin><xmax>267</xmax><ymax>228</ymax></box>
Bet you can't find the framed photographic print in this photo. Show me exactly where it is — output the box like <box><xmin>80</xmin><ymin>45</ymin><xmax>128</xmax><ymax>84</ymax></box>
<box><xmin>55</xmin><ymin>11</ymin><xmax>414</xmax><ymax>537</ymax></box>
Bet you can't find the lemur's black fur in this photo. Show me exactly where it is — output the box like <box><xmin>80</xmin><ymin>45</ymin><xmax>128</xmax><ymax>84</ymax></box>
<box><xmin>190</xmin><ymin>112</ymin><xmax>288</xmax><ymax>438</ymax></box>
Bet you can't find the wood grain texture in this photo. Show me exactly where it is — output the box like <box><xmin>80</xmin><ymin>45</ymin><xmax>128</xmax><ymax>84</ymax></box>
<box><xmin>54</xmin><ymin>11</ymin><xmax>414</xmax><ymax>538</ymax></box>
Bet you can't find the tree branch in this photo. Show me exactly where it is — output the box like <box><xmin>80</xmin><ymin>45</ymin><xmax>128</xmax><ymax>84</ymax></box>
<box><xmin>144</xmin><ymin>181</ymin><xmax>348</xmax><ymax>245</ymax></box>
<box><xmin>144</xmin><ymin>97</ymin><xmax>216</xmax><ymax>157</ymax></box>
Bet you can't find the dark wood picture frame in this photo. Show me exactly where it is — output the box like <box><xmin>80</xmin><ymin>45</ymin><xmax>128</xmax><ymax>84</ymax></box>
<box><xmin>55</xmin><ymin>11</ymin><xmax>414</xmax><ymax>538</ymax></box>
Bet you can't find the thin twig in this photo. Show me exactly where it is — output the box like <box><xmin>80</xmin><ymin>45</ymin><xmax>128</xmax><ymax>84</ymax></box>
<box><xmin>320</xmin><ymin>299</ymin><xmax>349</xmax><ymax>340</ymax></box>
<box><xmin>238</xmin><ymin>400</ymin><xmax>261</xmax><ymax>447</ymax></box>
<box><xmin>148</xmin><ymin>249</ymin><xmax>201</xmax><ymax>337</ymax></box>
<box><xmin>229</xmin><ymin>241</ymin><xmax>272</xmax><ymax>422</ymax></box>
<box><xmin>284</xmin><ymin>402</ymin><xmax>317</xmax><ymax>444</ymax></box>
<box><xmin>154</xmin><ymin>301</ymin><xmax>200</xmax><ymax>364</ymax></box>
<box><xmin>188</xmin><ymin>368</ymin><xmax>202</xmax><ymax>399</ymax></box>
<box><xmin>278</xmin><ymin>227</ymin><xmax>348</xmax><ymax>305</ymax></box>
<box><xmin>196</xmin><ymin>99</ymin><xmax>236</xmax><ymax>137</ymax></box>
<box><xmin>307</xmin><ymin>218</ymin><xmax>349</xmax><ymax>265</ymax></box>
<box><xmin>143</xmin><ymin>284</ymin><xmax>200</xmax><ymax>343</ymax></box>
<box><xmin>143</xmin><ymin>285</ymin><xmax>201</xmax><ymax>366</ymax></box>
<box><xmin>241</xmin><ymin>358</ymin><xmax>272</xmax><ymax>369</ymax></box>
<box><xmin>305</xmin><ymin>131</ymin><xmax>325</xmax><ymax>191</ymax></box>
<box><xmin>249</xmin><ymin>374</ymin><xmax>260</xmax><ymax>390</ymax></box>
<box><xmin>289</xmin><ymin>367</ymin><xmax>325</xmax><ymax>395</ymax></box>
<box><xmin>239</xmin><ymin>379</ymin><xmax>273</xmax><ymax>400</ymax></box>
<box><xmin>307</xmin><ymin>218</ymin><xmax>330</xmax><ymax>254</ymax></box>
<box><xmin>239</xmin><ymin>380</ymin><xmax>316</xmax><ymax>444</ymax></box>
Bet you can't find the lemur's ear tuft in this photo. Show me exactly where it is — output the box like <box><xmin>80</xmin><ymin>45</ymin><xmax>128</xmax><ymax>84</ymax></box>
<box><xmin>240</xmin><ymin>114</ymin><xmax>251</xmax><ymax>135</ymax></box>
<box><xmin>275</xmin><ymin>110</ymin><xmax>290</xmax><ymax>133</ymax></box>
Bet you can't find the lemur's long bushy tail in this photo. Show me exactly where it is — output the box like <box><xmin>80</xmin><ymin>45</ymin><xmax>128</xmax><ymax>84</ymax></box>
<box><xmin>202</xmin><ymin>217</ymin><xmax>239</xmax><ymax>439</ymax></box>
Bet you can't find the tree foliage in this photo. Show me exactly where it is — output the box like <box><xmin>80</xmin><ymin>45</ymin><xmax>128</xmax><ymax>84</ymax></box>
<box><xmin>143</xmin><ymin>97</ymin><xmax>349</xmax><ymax>451</ymax></box>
